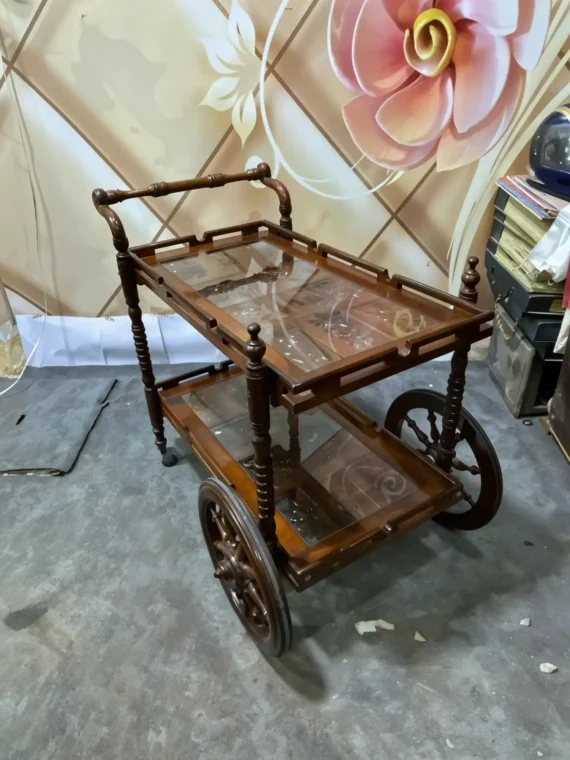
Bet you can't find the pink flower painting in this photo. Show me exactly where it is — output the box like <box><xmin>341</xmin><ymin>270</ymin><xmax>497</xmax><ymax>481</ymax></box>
<box><xmin>328</xmin><ymin>0</ymin><xmax>550</xmax><ymax>171</ymax></box>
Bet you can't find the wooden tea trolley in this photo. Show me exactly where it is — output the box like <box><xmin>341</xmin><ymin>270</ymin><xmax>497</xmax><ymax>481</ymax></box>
<box><xmin>94</xmin><ymin>164</ymin><xmax>502</xmax><ymax>656</ymax></box>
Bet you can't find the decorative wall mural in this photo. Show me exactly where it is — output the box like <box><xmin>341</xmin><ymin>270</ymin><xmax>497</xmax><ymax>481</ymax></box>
<box><xmin>202</xmin><ymin>0</ymin><xmax>404</xmax><ymax>198</ymax></box>
<box><xmin>196</xmin><ymin>0</ymin><xmax>568</xmax><ymax>294</ymax></box>
<box><xmin>329</xmin><ymin>0</ymin><xmax>549</xmax><ymax>171</ymax></box>
<box><xmin>202</xmin><ymin>0</ymin><xmax>550</xmax><ymax>187</ymax></box>
<box><xmin>200</xmin><ymin>2</ymin><xmax>259</xmax><ymax>147</ymax></box>
<box><xmin>0</xmin><ymin>0</ymin><xmax>569</xmax><ymax>336</ymax></box>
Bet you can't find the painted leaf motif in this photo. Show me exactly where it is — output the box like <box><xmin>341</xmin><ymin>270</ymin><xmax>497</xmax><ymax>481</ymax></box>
<box><xmin>200</xmin><ymin>77</ymin><xmax>239</xmax><ymax>111</ymax></box>
<box><xmin>201</xmin><ymin>37</ymin><xmax>244</xmax><ymax>75</ymax></box>
<box><xmin>232</xmin><ymin>91</ymin><xmax>257</xmax><ymax>146</ymax></box>
<box><xmin>229</xmin><ymin>0</ymin><xmax>256</xmax><ymax>57</ymax></box>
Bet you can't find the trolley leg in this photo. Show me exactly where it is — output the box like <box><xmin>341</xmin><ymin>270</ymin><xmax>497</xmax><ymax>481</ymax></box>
<box><xmin>436</xmin><ymin>349</ymin><xmax>468</xmax><ymax>471</ymax></box>
<box><xmin>436</xmin><ymin>257</ymin><xmax>481</xmax><ymax>471</ymax></box>
<box><xmin>117</xmin><ymin>253</ymin><xmax>177</xmax><ymax>468</ymax></box>
<box><xmin>245</xmin><ymin>323</ymin><xmax>277</xmax><ymax>554</ymax></box>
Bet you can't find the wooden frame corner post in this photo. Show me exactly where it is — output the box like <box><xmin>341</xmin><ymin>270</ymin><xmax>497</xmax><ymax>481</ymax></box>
<box><xmin>245</xmin><ymin>323</ymin><xmax>277</xmax><ymax>554</ymax></box>
<box><xmin>436</xmin><ymin>257</ymin><xmax>481</xmax><ymax>471</ymax></box>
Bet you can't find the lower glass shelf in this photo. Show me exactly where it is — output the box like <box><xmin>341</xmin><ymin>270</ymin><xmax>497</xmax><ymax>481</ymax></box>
<box><xmin>160</xmin><ymin>367</ymin><xmax>461</xmax><ymax>588</ymax></box>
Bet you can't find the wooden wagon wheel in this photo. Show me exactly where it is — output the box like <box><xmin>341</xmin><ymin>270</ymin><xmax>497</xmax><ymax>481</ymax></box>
<box><xmin>384</xmin><ymin>390</ymin><xmax>502</xmax><ymax>530</ymax></box>
<box><xmin>198</xmin><ymin>478</ymin><xmax>292</xmax><ymax>657</ymax></box>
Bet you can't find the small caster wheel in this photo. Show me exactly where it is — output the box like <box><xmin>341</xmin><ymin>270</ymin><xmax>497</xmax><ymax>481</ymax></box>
<box><xmin>161</xmin><ymin>450</ymin><xmax>178</xmax><ymax>468</ymax></box>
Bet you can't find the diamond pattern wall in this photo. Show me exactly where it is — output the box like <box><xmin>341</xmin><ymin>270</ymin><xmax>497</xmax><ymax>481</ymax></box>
<box><xmin>1</xmin><ymin>0</ymin><xmax>568</xmax><ymax>317</ymax></box>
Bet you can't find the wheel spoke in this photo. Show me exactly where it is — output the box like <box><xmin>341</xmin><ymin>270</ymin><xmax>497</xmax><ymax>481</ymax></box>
<box><xmin>460</xmin><ymin>487</ymin><xmax>477</xmax><ymax>509</ymax></box>
<box><xmin>452</xmin><ymin>457</ymin><xmax>480</xmax><ymax>476</ymax></box>
<box><xmin>214</xmin><ymin>514</ymin><xmax>233</xmax><ymax>543</ymax></box>
<box><xmin>244</xmin><ymin>581</ymin><xmax>268</xmax><ymax>621</ymax></box>
<box><xmin>240</xmin><ymin>560</ymin><xmax>257</xmax><ymax>582</ymax></box>
<box><xmin>232</xmin><ymin>591</ymin><xmax>247</xmax><ymax>616</ymax></box>
<box><xmin>214</xmin><ymin>540</ymin><xmax>232</xmax><ymax>561</ymax></box>
<box><xmin>404</xmin><ymin>414</ymin><xmax>431</xmax><ymax>448</ymax></box>
<box><xmin>427</xmin><ymin>409</ymin><xmax>440</xmax><ymax>443</ymax></box>
<box><xmin>213</xmin><ymin>505</ymin><xmax>267</xmax><ymax>624</ymax></box>
<box><xmin>234</xmin><ymin>540</ymin><xmax>245</xmax><ymax>562</ymax></box>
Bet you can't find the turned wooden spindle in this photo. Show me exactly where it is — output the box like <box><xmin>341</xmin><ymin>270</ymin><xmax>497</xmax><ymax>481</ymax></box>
<box><xmin>98</xmin><ymin>202</ymin><xmax>176</xmax><ymax>468</ymax></box>
<box><xmin>436</xmin><ymin>349</ymin><xmax>469</xmax><ymax>471</ymax></box>
<box><xmin>93</xmin><ymin>162</ymin><xmax>292</xmax><ymax>232</ymax></box>
<box><xmin>245</xmin><ymin>323</ymin><xmax>277</xmax><ymax>553</ymax></box>
<box><xmin>117</xmin><ymin>252</ymin><xmax>176</xmax><ymax>467</ymax></box>
<box><xmin>436</xmin><ymin>257</ymin><xmax>480</xmax><ymax>470</ymax></box>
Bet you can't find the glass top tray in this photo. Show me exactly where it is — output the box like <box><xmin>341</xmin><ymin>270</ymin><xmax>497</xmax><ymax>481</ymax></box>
<box><xmin>145</xmin><ymin>231</ymin><xmax>480</xmax><ymax>390</ymax></box>
<box><xmin>177</xmin><ymin>372</ymin><xmax>456</xmax><ymax>550</ymax></box>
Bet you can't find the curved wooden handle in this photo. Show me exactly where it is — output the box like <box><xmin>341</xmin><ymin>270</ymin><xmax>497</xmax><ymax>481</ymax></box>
<box><xmin>93</xmin><ymin>163</ymin><xmax>292</xmax><ymax>251</ymax></box>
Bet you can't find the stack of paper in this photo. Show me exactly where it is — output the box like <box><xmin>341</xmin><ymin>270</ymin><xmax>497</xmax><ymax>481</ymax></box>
<box><xmin>496</xmin><ymin>175</ymin><xmax>568</xmax><ymax>220</ymax></box>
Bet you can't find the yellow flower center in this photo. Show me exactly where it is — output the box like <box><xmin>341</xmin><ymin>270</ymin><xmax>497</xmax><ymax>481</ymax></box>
<box><xmin>403</xmin><ymin>8</ymin><xmax>457</xmax><ymax>77</ymax></box>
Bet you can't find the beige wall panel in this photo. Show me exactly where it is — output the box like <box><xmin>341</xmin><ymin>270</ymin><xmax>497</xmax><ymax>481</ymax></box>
<box><xmin>16</xmin><ymin>0</ymin><xmax>238</xmax><ymax>217</ymax></box>
<box><xmin>0</xmin><ymin>0</ymin><xmax>43</xmax><ymax>57</ymax></box>
<box><xmin>0</xmin><ymin>74</ymin><xmax>161</xmax><ymax>316</ymax></box>
<box><xmin>1</xmin><ymin>0</ymin><xmax>567</xmax><ymax>317</ymax></box>
<box><xmin>169</xmin><ymin>79</ymin><xmax>391</xmax><ymax>256</ymax></box>
<box><xmin>218</xmin><ymin>0</ymin><xmax>315</xmax><ymax>56</ymax></box>
<box><xmin>398</xmin><ymin>163</ymin><xmax>478</xmax><ymax>269</ymax></box>
<box><xmin>364</xmin><ymin>221</ymin><xmax>448</xmax><ymax>291</ymax></box>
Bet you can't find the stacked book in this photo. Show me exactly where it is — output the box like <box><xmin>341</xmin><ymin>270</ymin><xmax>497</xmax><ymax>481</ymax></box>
<box><xmin>490</xmin><ymin>187</ymin><xmax>564</xmax><ymax>296</ymax></box>
<box><xmin>486</xmin><ymin>177</ymin><xmax>567</xmax><ymax>417</ymax></box>
<box><xmin>496</xmin><ymin>174</ymin><xmax>567</xmax><ymax>220</ymax></box>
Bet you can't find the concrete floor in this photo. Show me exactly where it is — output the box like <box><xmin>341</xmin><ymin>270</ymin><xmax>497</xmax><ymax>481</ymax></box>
<box><xmin>0</xmin><ymin>362</ymin><xmax>569</xmax><ymax>760</ymax></box>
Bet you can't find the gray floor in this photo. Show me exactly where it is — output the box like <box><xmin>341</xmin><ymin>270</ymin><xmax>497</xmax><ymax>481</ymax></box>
<box><xmin>0</xmin><ymin>362</ymin><xmax>569</xmax><ymax>760</ymax></box>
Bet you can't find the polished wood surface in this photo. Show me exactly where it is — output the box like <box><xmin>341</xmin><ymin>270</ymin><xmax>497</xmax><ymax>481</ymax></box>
<box><xmin>245</xmin><ymin>324</ymin><xmax>277</xmax><ymax>554</ymax></box>
<box><xmin>93</xmin><ymin>162</ymin><xmax>291</xmax><ymax>229</ymax></box>
<box><xmin>94</xmin><ymin>165</ymin><xmax>492</xmax><ymax>411</ymax></box>
<box><xmin>94</xmin><ymin>166</ymin><xmax>502</xmax><ymax>655</ymax></box>
<box><xmin>160</xmin><ymin>366</ymin><xmax>461</xmax><ymax>590</ymax></box>
<box><xmin>277</xmin><ymin>322</ymin><xmax>493</xmax><ymax>414</ymax></box>
<box><xmin>103</xmin><ymin>192</ymin><xmax>176</xmax><ymax>467</ymax></box>
<box><xmin>437</xmin><ymin>258</ymin><xmax>481</xmax><ymax>470</ymax></box>
<box><xmin>118</xmin><ymin>253</ymin><xmax>170</xmax><ymax>460</ymax></box>
<box><xmin>134</xmin><ymin>226</ymin><xmax>493</xmax><ymax>398</ymax></box>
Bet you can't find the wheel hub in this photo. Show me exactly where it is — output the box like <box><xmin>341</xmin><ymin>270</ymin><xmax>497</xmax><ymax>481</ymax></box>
<box><xmin>423</xmin><ymin>443</ymin><xmax>439</xmax><ymax>463</ymax></box>
<box><xmin>214</xmin><ymin>540</ymin><xmax>244</xmax><ymax>586</ymax></box>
